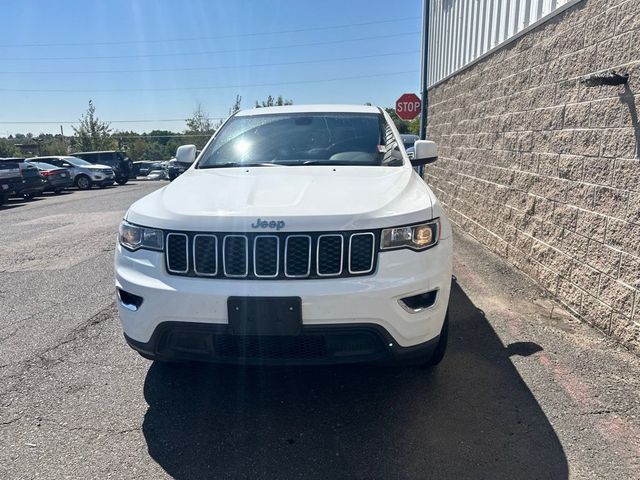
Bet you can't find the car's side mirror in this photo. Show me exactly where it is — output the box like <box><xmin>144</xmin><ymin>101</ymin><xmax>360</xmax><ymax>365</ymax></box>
<box><xmin>176</xmin><ymin>144</ymin><xmax>197</xmax><ymax>164</ymax></box>
<box><xmin>410</xmin><ymin>140</ymin><xmax>438</xmax><ymax>166</ymax></box>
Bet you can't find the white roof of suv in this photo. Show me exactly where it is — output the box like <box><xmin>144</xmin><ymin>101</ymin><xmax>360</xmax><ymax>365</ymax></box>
<box><xmin>235</xmin><ymin>104</ymin><xmax>381</xmax><ymax>117</ymax></box>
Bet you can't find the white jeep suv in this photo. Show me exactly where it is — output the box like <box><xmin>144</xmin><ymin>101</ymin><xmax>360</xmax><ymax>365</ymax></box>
<box><xmin>115</xmin><ymin>105</ymin><xmax>452</xmax><ymax>366</ymax></box>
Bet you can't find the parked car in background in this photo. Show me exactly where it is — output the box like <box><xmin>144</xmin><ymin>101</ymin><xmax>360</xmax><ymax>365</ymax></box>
<box><xmin>0</xmin><ymin>158</ymin><xmax>45</xmax><ymax>200</ymax></box>
<box><xmin>401</xmin><ymin>134</ymin><xmax>419</xmax><ymax>160</ymax></box>
<box><xmin>134</xmin><ymin>161</ymin><xmax>164</xmax><ymax>177</ymax></box>
<box><xmin>26</xmin><ymin>161</ymin><xmax>74</xmax><ymax>194</ymax></box>
<box><xmin>0</xmin><ymin>160</ymin><xmax>22</xmax><ymax>205</ymax></box>
<box><xmin>71</xmin><ymin>151</ymin><xmax>133</xmax><ymax>185</ymax></box>
<box><xmin>30</xmin><ymin>156</ymin><xmax>115</xmax><ymax>190</ymax></box>
<box><xmin>166</xmin><ymin>158</ymin><xmax>190</xmax><ymax>181</ymax></box>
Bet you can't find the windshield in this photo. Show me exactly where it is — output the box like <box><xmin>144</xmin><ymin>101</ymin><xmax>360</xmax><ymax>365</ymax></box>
<box><xmin>197</xmin><ymin>112</ymin><xmax>403</xmax><ymax>168</ymax></box>
<box><xmin>65</xmin><ymin>157</ymin><xmax>92</xmax><ymax>166</ymax></box>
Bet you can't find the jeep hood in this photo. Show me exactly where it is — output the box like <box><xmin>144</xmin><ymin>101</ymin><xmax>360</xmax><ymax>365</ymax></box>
<box><xmin>126</xmin><ymin>166</ymin><xmax>435</xmax><ymax>231</ymax></box>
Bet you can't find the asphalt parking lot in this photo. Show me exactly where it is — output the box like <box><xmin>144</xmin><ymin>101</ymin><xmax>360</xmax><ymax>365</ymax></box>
<box><xmin>1</xmin><ymin>182</ymin><xmax>639</xmax><ymax>479</ymax></box>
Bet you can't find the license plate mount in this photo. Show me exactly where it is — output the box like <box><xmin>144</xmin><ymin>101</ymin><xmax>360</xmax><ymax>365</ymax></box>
<box><xmin>227</xmin><ymin>297</ymin><xmax>302</xmax><ymax>336</ymax></box>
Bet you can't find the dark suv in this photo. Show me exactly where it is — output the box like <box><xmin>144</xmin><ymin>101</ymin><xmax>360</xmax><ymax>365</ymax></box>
<box><xmin>70</xmin><ymin>151</ymin><xmax>133</xmax><ymax>185</ymax></box>
<box><xmin>0</xmin><ymin>160</ymin><xmax>22</xmax><ymax>205</ymax></box>
<box><xmin>0</xmin><ymin>158</ymin><xmax>45</xmax><ymax>200</ymax></box>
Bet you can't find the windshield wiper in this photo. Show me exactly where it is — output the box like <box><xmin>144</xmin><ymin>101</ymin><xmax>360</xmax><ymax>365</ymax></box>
<box><xmin>199</xmin><ymin>162</ymin><xmax>280</xmax><ymax>169</ymax></box>
<box><xmin>301</xmin><ymin>160</ymin><xmax>372</xmax><ymax>166</ymax></box>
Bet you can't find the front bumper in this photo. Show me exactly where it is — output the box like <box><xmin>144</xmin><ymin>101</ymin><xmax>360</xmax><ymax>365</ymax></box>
<box><xmin>124</xmin><ymin>321</ymin><xmax>441</xmax><ymax>365</ymax></box>
<box><xmin>115</xmin><ymin>236</ymin><xmax>452</xmax><ymax>361</ymax></box>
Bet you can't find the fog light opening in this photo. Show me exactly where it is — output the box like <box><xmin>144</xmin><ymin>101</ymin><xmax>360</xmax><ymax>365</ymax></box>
<box><xmin>117</xmin><ymin>288</ymin><xmax>144</xmax><ymax>311</ymax></box>
<box><xmin>399</xmin><ymin>289</ymin><xmax>438</xmax><ymax>313</ymax></box>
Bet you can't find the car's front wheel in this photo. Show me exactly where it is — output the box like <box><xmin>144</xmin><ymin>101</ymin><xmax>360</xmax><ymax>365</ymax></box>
<box><xmin>75</xmin><ymin>175</ymin><xmax>92</xmax><ymax>190</ymax></box>
<box><xmin>116</xmin><ymin>178</ymin><xmax>128</xmax><ymax>186</ymax></box>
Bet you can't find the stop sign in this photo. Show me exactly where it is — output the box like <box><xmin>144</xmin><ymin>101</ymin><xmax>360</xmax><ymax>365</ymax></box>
<box><xmin>395</xmin><ymin>93</ymin><xmax>422</xmax><ymax>121</ymax></box>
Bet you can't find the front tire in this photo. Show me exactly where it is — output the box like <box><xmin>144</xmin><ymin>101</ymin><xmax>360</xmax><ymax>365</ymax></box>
<box><xmin>116</xmin><ymin>178</ymin><xmax>128</xmax><ymax>186</ymax></box>
<box><xmin>54</xmin><ymin>189</ymin><xmax>63</xmax><ymax>194</ymax></box>
<box><xmin>75</xmin><ymin>175</ymin><xmax>92</xmax><ymax>190</ymax></box>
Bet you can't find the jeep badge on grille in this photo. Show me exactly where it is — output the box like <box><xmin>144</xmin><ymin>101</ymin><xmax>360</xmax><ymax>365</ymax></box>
<box><xmin>251</xmin><ymin>218</ymin><xmax>285</xmax><ymax>230</ymax></box>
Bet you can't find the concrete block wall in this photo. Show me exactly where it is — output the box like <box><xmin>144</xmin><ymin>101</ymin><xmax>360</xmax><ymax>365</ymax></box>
<box><xmin>425</xmin><ymin>0</ymin><xmax>640</xmax><ymax>352</ymax></box>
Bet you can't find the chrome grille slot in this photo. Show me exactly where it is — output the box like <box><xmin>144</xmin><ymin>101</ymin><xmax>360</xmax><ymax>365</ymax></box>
<box><xmin>254</xmin><ymin>236</ymin><xmax>279</xmax><ymax>278</ymax></box>
<box><xmin>349</xmin><ymin>233</ymin><xmax>375</xmax><ymax>274</ymax></box>
<box><xmin>166</xmin><ymin>233</ymin><xmax>189</xmax><ymax>273</ymax></box>
<box><xmin>285</xmin><ymin>235</ymin><xmax>312</xmax><ymax>278</ymax></box>
<box><xmin>223</xmin><ymin>235</ymin><xmax>248</xmax><ymax>277</ymax></box>
<box><xmin>317</xmin><ymin>235</ymin><xmax>343</xmax><ymax>276</ymax></box>
<box><xmin>193</xmin><ymin>235</ymin><xmax>218</xmax><ymax>276</ymax></box>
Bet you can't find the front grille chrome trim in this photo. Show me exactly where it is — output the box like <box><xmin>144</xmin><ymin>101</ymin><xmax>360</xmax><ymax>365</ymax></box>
<box><xmin>222</xmin><ymin>235</ymin><xmax>249</xmax><ymax>278</ymax></box>
<box><xmin>165</xmin><ymin>230</ymin><xmax>378</xmax><ymax>280</ymax></box>
<box><xmin>348</xmin><ymin>232</ymin><xmax>376</xmax><ymax>274</ymax></box>
<box><xmin>165</xmin><ymin>233</ymin><xmax>189</xmax><ymax>274</ymax></box>
<box><xmin>284</xmin><ymin>235</ymin><xmax>312</xmax><ymax>278</ymax></box>
<box><xmin>193</xmin><ymin>234</ymin><xmax>218</xmax><ymax>277</ymax></box>
<box><xmin>316</xmin><ymin>234</ymin><xmax>344</xmax><ymax>277</ymax></box>
<box><xmin>253</xmin><ymin>235</ymin><xmax>280</xmax><ymax>278</ymax></box>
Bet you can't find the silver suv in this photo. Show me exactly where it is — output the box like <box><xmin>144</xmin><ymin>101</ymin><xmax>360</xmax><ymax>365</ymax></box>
<box><xmin>28</xmin><ymin>156</ymin><xmax>115</xmax><ymax>190</ymax></box>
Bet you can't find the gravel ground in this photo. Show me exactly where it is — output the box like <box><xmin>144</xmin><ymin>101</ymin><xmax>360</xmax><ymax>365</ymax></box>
<box><xmin>0</xmin><ymin>182</ymin><xmax>638</xmax><ymax>479</ymax></box>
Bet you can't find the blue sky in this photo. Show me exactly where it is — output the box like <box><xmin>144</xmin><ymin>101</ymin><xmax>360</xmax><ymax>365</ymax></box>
<box><xmin>0</xmin><ymin>0</ymin><xmax>423</xmax><ymax>136</ymax></box>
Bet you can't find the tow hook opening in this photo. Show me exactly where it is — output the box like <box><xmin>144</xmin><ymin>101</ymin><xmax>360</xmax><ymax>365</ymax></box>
<box><xmin>399</xmin><ymin>289</ymin><xmax>438</xmax><ymax>313</ymax></box>
<box><xmin>117</xmin><ymin>288</ymin><xmax>144</xmax><ymax>311</ymax></box>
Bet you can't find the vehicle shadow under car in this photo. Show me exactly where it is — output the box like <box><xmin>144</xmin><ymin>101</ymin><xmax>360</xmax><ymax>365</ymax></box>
<box><xmin>141</xmin><ymin>280</ymin><xmax>568</xmax><ymax>480</ymax></box>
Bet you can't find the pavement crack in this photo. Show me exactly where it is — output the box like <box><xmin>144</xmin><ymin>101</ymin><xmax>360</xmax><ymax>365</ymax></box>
<box><xmin>0</xmin><ymin>417</ymin><xmax>21</xmax><ymax>426</ymax></box>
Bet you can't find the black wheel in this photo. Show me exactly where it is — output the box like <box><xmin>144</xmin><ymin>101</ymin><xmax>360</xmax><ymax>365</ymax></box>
<box><xmin>0</xmin><ymin>193</ymin><xmax>7</xmax><ymax>206</ymax></box>
<box><xmin>75</xmin><ymin>175</ymin><xmax>92</xmax><ymax>190</ymax></box>
<box><xmin>54</xmin><ymin>189</ymin><xmax>63</xmax><ymax>194</ymax></box>
<box><xmin>98</xmin><ymin>184</ymin><xmax>106</xmax><ymax>189</ymax></box>
<box><xmin>116</xmin><ymin>178</ymin><xmax>128</xmax><ymax>185</ymax></box>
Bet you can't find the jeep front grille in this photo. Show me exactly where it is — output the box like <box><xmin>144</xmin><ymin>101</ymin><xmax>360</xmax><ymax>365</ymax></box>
<box><xmin>165</xmin><ymin>231</ymin><xmax>378</xmax><ymax>279</ymax></box>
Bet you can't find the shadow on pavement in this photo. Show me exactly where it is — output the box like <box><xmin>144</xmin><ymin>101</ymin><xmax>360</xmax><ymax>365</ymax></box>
<box><xmin>142</xmin><ymin>280</ymin><xmax>568</xmax><ymax>479</ymax></box>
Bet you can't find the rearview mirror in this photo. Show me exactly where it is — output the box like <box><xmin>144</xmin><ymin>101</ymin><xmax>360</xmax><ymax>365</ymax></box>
<box><xmin>176</xmin><ymin>144</ymin><xmax>197</xmax><ymax>164</ymax></box>
<box><xmin>410</xmin><ymin>140</ymin><xmax>438</xmax><ymax>166</ymax></box>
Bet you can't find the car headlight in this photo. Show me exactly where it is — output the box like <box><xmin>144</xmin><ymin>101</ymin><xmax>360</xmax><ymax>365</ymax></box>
<box><xmin>118</xmin><ymin>221</ymin><xmax>164</xmax><ymax>251</ymax></box>
<box><xmin>380</xmin><ymin>219</ymin><xmax>440</xmax><ymax>251</ymax></box>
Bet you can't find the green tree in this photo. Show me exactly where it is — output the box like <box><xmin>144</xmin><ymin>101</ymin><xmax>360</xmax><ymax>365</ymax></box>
<box><xmin>185</xmin><ymin>103</ymin><xmax>214</xmax><ymax>135</ymax></box>
<box><xmin>229</xmin><ymin>95</ymin><xmax>242</xmax><ymax>115</ymax></box>
<box><xmin>384</xmin><ymin>108</ymin><xmax>421</xmax><ymax>135</ymax></box>
<box><xmin>0</xmin><ymin>138</ymin><xmax>17</xmax><ymax>157</ymax></box>
<box><xmin>185</xmin><ymin>103</ymin><xmax>215</xmax><ymax>149</ymax></box>
<box><xmin>72</xmin><ymin>100</ymin><xmax>115</xmax><ymax>151</ymax></box>
<box><xmin>255</xmin><ymin>95</ymin><xmax>293</xmax><ymax>108</ymax></box>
